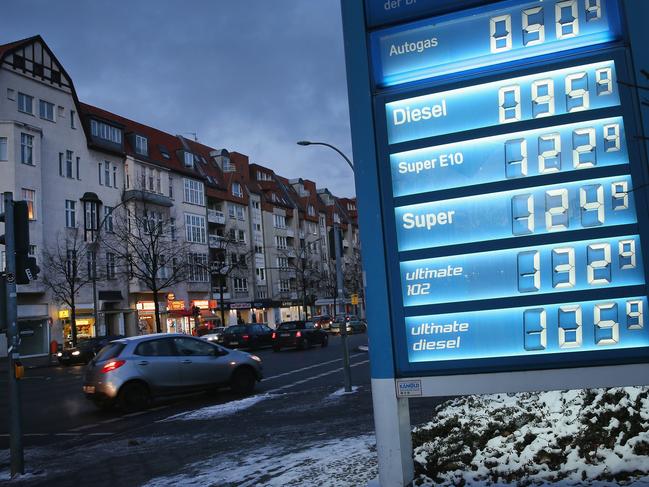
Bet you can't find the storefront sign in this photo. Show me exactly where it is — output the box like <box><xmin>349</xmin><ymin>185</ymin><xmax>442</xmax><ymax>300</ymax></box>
<box><xmin>168</xmin><ymin>300</ymin><xmax>185</xmax><ymax>311</ymax></box>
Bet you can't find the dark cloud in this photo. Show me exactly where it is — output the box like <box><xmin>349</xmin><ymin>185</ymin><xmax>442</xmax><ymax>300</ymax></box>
<box><xmin>2</xmin><ymin>0</ymin><xmax>356</xmax><ymax>196</ymax></box>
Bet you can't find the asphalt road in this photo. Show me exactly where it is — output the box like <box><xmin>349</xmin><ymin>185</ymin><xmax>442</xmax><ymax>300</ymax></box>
<box><xmin>0</xmin><ymin>334</ymin><xmax>371</xmax><ymax>450</ymax></box>
<box><xmin>0</xmin><ymin>333</ymin><xmax>447</xmax><ymax>486</ymax></box>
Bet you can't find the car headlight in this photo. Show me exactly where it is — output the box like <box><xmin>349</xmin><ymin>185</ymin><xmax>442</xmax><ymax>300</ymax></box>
<box><xmin>57</xmin><ymin>352</ymin><xmax>62</xmax><ymax>357</ymax></box>
<box><xmin>72</xmin><ymin>351</ymin><xmax>81</xmax><ymax>356</ymax></box>
<box><xmin>250</xmin><ymin>355</ymin><xmax>262</xmax><ymax>363</ymax></box>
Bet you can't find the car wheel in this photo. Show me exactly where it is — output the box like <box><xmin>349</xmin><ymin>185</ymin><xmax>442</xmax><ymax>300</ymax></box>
<box><xmin>321</xmin><ymin>335</ymin><xmax>329</xmax><ymax>348</ymax></box>
<box><xmin>230</xmin><ymin>367</ymin><xmax>256</xmax><ymax>395</ymax></box>
<box><xmin>118</xmin><ymin>382</ymin><xmax>150</xmax><ymax>413</ymax></box>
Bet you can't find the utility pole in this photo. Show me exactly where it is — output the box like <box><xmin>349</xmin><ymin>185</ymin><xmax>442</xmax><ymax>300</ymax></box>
<box><xmin>2</xmin><ymin>193</ymin><xmax>24</xmax><ymax>476</ymax></box>
<box><xmin>334</xmin><ymin>223</ymin><xmax>352</xmax><ymax>392</ymax></box>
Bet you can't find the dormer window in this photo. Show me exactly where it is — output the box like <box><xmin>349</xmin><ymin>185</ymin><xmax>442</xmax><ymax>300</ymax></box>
<box><xmin>159</xmin><ymin>145</ymin><xmax>170</xmax><ymax>159</ymax></box>
<box><xmin>91</xmin><ymin>120</ymin><xmax>122</xmax><ymax>144</ymax></box>
<box><xmin>308</xmin><ymin>205</ymin><xmax>316</xmax><ymax>216</ymax></box>
<box><xmin>184</xmin><ymin>151</ymin><xmax>194</xmax><ymax>167</ymax></box>
<box><xmin>135</xmin><ymin>135</ymin><xmax>148</xmax><ymax>156</ymax></box>
<box><xmin>232</xmin><ymin>182</ymin><xmax>243</xmax><ymax>198</ymax></box>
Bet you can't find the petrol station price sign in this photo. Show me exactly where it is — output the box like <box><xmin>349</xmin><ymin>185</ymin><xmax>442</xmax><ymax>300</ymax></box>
<box><xmin>362</xmin><ymin>0</ymin><xmax>649</xmax><ymax>376</ymax></box>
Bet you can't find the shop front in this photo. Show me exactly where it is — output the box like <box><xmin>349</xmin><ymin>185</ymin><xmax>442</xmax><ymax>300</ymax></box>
<box><xmin>166</xmin><ymin>300</ymin><xmax>191</xmax><ymax>334</ymax></box>
<box><xmin>136</xmin><ymin>301</ymin><xmax>167</xmax><ymax>335</ymax></box>
<box><xmin>279</xmin><ymin>300</ymin><xmax>303</xmax><ymax>323</ymax></box>
<box><xmin>58</xmin><ymin>307</ymin><xmax>96</xmax><ymax>347</ymax></box>
<box><xmin>228</xmin><ymin>302</ymin><xmax>251</xmax><ymax>325</ymax></box>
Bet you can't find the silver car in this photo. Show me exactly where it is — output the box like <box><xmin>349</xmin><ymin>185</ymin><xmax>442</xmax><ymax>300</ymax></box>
<box><xmin>82</xmin><ymin>333</ymin><xmax>263</xmax><ymax>411</ymax></box>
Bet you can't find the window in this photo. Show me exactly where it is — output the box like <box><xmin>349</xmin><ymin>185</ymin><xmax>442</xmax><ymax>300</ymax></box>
<box><xmin>135</xmin><ymin>338</ymin><xmax>175</xmax><ymax>357</ymax></box>
<box><xmin>57</xmin><ymin>106</ymin><xmax>64</xmax><ymax>118</ymax></box>
<box><xmin>254</xmin><ymin>245</ymin><xmax>263</xmax><ymax>254</ymax></box>
<box><xmin>59</xmin><ymin>153</ymin><xmax>64</xmax><ymax>176</ymax></box>
<box><xmin>252</xmin><ymin>201</ymin><xmax>260</xmax><ymax>210</ymax></box>
<box><xmin>106</xmin><ymin>252</ymin><xmax>116</xmax><ymax>279</ymax></box>
<box><xmin>156</xmin><ymin>170</ymin><xmax>161</xmax><ymax>193</ymax></box>
<box><xmin>76</xmin><ymin>157</ymin><xmax>81</xmax><ymax>180</ymax></box>
<box><xmin>237</xmin><ymin>206</ymin><xmax>244</xmax><ymax>220</ymax></box>
<box><xmin>185</xmin><ymin>213</ymin><xmax>207</xmax><ymax>243</ymax></box>
<box><xmin>103</xmin><ymin>206</ymin><xmax>114</xmax><ymax>232</ymax></box>
<box><xmin>309</xmin><ymin>222</ymin><xmax>317</xmax><ymax>235</ymax></box>
<box><xmin>21</xmin><ymin>189</ymin><xmax>35</xmax><ymax>220</ymax></box>
<box><xmin>66</xmin><ymin>250</ymin><xmax>77</xmax><ymax>277</ymax></box>
<box><xmin>228</xmin><ymin>203</ymin><xmax>236</xmax><ymax>218</ymax></box>
<box><xmin>159</xmin><ymin>146</ymin><xmax>170</xmax><ymax>159</ymax></box>
<box><xmin>17</xmin><ymin>93</ymin><xmax>33</xmax><ymax>114</ymax></box>
<box><xmin>20</xmin><ymin>133</ymin><xmax>33</xmax><ymax>165</ymax></box>
<box><xmin>276</xmin><ymin>236</ymin><xmax>288</xmax><ymax>249</ymax></box>
<box><xmin>169</xmin><ymin>177</ymin><xmax>174</xmax><ymax>198</ymax></box>
<box><xmin>174</xmin><ymin>337</ymin><xmax>214</xmax><ymax>355</ymax></box>
<box><xmin>184</xmin><ymin>152</ymin><xmax>194</xmax><ymax>167</ymax></box>
<box><xmin>257</xmin><ymin>171</ymin><xmax>272</xmax><ymax>181</ymax></box>
<box><xmin>106</xmin><ymin>161</ymin><xmax>111</xmax><ymax>186</ymax></box>
<box><xmin>277</xmin><ymin>257</ymin><xmax>289</xmax><ymax>269</ymax></box>
<box><xmin>90</xmin><ymin>119</ymin><xmax>122</xmax><ymax>143</ymax></box>
<box><xmin>319</xmin><ymin>215</ymin><xmax>326</xmax><ymax>229</ymax></box>
<box><xmin>255</xmin><ymin>267</ymin><xmax>266</xmax><ymax>281</ymax></box>
<box><xmin>183</xmin><ymin>179</ymin><xmax>205</xmax><ymax>206</ymax></box>
<box><xmin>279</xmin><ymin>279</ymin><xmax>291</xmax><ymax>292</ymax></box>
<box><xmin>84</xmin><ymin>201</ymin><xmax>99</xmax><ymax>241</ymax></box>
<box><xmin>188</xmin><ymin>253</ymin><xmax>208</xmax><ymax>282</ymax></box>
<box><xmin>273</xmin><ymin>214</ymin><xmax>286</xmax><ymax>229</ymax></box>
<box><xmin>113</xmin><ymin>166</ymin><xmax>118</xmax><ymax>188</ymax></box>
<box><xmin>170</xmin><ymin>218</ymin><xmax>176</xmax><ymax>240</ymax></box>
<box><xmin>39</xmin><ymin>100</ymin><xmax>54</xmax><ymax>121</ymax></box>
<box><xmin>233</xmin><ymin>277</ymin><xmax>248</xmax><ymax>292</ymax></box>
<box><xmin>86</xmin><ymin>252</ymin><xmax>96</xmax><ymax>279</ymax></box>
<box><xmin>70</xmin><ymin>110</ymin><xmax>76</xmax><ymax>129</ymax></box>
<box><xmin>308</xmin><ymin>205</ymin><xmax>316</xmax><ymax>216</ymax></box>
<box><xmin>0</xmin><ymin>137</ymin><xmax>7</xmax><ymax>161</ymax></box>
<box><xmin>238</xmin><ymin>230</ymin><xmax>245</xmax><ymax>243</ymax></box>
<box><xmin>66</xmin><ymin>150</ymin><xmax>73</xmax><ymax>178</ymax></box>
<box><xmin>254</xmin><ymin>223</ymin><xmax>261</xmax><ymax>232</ymax></box>
<box><xmin>135</xmin><ymin>135</ymin><xmax>148</xmax><ymax>155</ymax></box>
<box><xmin>65</xmin><ymin>200</ymin><xmax>76</xmax><ymax>228</ymax></box>
<box><xmin>232</xmin><ymin>182</ymin><xmax>243</xmax><ymax>197</ymax></box>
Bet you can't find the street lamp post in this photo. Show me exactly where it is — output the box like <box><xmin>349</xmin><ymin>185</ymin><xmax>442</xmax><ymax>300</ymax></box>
<box><xmin>297</xmin><ymin>140</ymin><xmax>354</xmax><ymax>393</ymax></box>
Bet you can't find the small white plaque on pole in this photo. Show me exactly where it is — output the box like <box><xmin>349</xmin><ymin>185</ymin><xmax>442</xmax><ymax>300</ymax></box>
<box><xmin>396</xmin><ymin>379</ymin><xmax>422</xmax><ymax>397</ymax></box>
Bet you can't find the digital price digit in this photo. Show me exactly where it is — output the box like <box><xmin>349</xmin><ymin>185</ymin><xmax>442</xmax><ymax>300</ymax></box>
<box><xmin>523</xmin><ymin>298</ymin><xmax>643</xmax><ymax>351</ymax></box>
<box><xmin>491</xmin><ymin>0</ymin><xmax>602</xmax><ymax>53</ymax></box>
<box><xmin>517</xmin><ymin>238</ymin><xmax>637</xmax><ymax>293</ymax></box>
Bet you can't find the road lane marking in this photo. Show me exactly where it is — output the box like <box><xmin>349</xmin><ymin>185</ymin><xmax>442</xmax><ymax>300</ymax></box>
<box><xmin>98</xmin><ymin>418</ymin><xmax>123</xmax><ymax>424</ymax></box>
<box><xmin>87</xmin><ymin>433</ymin><xmax>114</xmax><ymax>436</ymax></box>
<box><xmin>68</xmin><ymin>424</ymin><xmax>97</xmax><ymax>432</ymax></box>
<box><xmin>123</xmin><ymin>411</ymin><xmax>148</xmax><ymax>418</ymax></box>
<box><xmin>263</xmin><ymin>353</ymin><xmax>365</xmax><ymax>381</ymax></box>
<box><xmin>266</xmin><ymin>359</ymin><xmax>370</xmax><ymax>393</ymax></box>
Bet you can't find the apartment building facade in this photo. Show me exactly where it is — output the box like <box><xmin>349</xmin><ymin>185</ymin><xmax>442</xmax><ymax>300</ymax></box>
<box><xmin>0</xmin><ymin>36</ymin><xmax>363</xmax><ymax>357</ymax></box>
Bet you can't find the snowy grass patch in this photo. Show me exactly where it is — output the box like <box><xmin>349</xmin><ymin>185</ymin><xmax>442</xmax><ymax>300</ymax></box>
<box><xmin>163</xmin><ymin>393</ymin><xmax>278</xmax><ymax>421</ymax></box>
<box><xmin>412</xmin><ymin>387</ymin><xmax>649</xmax><ymax>486</ymax></box>
<box><xmin>143</xmin><ymin>434</ymin><xmax>377</xmax><ymax>487</ymax></box>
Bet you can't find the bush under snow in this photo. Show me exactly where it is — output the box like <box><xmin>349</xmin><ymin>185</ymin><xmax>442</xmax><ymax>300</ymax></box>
<box><xmin>412</xmin><ymin>387</ymin><xmax>649</xmax><ymax>486</ymax></box>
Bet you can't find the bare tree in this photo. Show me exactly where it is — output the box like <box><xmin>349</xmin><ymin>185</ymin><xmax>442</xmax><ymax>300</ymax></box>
<box><xmin>41</xmin><ymin>229</ymin><xmax>94</xmax><ymax>346</ymax></box>
<box><xmin>276</xmin><ymin>238</ymin><xmax>321</xmax><ymax>320</ymax></box>
<box><xmin>344</xmin><ymin>250</ymin><xmax>364</xmax><ymax>317</ymax></box>
<box><xmin>103</xmin><ymin>202</ymin><xmax>190</xmax><ymax>334</ymax></box>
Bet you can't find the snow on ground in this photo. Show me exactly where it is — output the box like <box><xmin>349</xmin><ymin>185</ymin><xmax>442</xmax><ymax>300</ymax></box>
<box><xmin>327</xmin><ymin>386</ymin><xmax>360</xmax><ymax>399</ymax></box>
<box><xmin>411</xmin><ymin>386</ymin><xmax>649</xmax><ymax>486</ymax></box>
<box><xmin>143</xmin><ymin>434</ymin><xmax>377</xmax><ymax>487</ymax></box>
<box><xmin>162</xmin><ymin>393</ymin><xmax>278</xmax><ymax>421</ymax></box>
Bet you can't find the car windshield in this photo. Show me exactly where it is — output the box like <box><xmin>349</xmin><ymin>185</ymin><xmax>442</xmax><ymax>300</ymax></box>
<box><xmin>94</xmin><ymin>342</ymin><xmax>125</xmax><ymax>362</ymax></box>
<box><xmin>225</xmin><ymin>326</ymin><xmax>246</xmax><ymax>334</ymax></box>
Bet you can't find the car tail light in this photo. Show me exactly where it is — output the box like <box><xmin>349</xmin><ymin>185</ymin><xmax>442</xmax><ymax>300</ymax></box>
<box><xmin>296</xmin><ymin>331</ymin><xmax>302</xmax><ymax>338</ymax></box>
<box><xmin>242</xmin><ymin>335</ymin><xmax>250</xmax><ymax>340</ymax></box>
<box><xmin>101</xmin><ymin>360</ymin><xmax>125</xmax><ymax>373</ymax></box>
<box><xmin>272</xmin><ymin>332</ymin><xmax>276</xmax><ymax>339</ymax></box>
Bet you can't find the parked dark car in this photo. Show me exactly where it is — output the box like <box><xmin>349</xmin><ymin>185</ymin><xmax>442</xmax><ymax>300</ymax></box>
<box><xmin>218</xmin><ymin>324</ymin><xmax>274</xmax><ymax>350</ymax></box>
<box><xmin>313</xmin><ymin>315</ymin><xmax>333</xmax><ymax>330</ymax></box>
<box><xmin>58</xmin><ymin>335</ymin><xmax>125</xmax><ymax>365</ymax></box>
<box><xmin>83</xmin><ymin>334</ymin><xmax>263</xmax><ymax>411</ymax></box>
<box><xmin>272</xmin><ymin>321</ymin><xmax>329</xmax><ymax>351</ymax></box>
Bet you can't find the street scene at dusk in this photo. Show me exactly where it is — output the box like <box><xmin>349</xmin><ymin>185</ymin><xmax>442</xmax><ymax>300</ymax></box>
<box><xmin>4</xmin><ymin>1</ymin><xmax>649</xmax><ymax>486</ymax></box>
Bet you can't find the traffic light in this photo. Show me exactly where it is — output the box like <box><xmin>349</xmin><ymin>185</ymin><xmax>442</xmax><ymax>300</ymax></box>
<box><xmin>0</xmin><ymin>199</ymin><xmax>40</xmax><ymax>285</ymax></box>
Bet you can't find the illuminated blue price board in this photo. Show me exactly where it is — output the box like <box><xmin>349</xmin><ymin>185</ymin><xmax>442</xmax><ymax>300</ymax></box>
<box><xmin>385</xmin><ymin>60</ymin><xmax>619</xmax><ymax>144</ymax></box>
<box><xmin>400</xmin><ymin>235</ymin><xmax>644</xmax><ymax>306</ymax></box>
<box><xmin>371</xmin><ymin>0</ymin><xmax>621</xmax><ymax>86</ymax></box>
<box><xmin>342</xmin><ymin>0</ymin><xmax>649</xmax><ymax>380</ymax></box>
<box><xmin>390</xmin><ymin>116</ymin><xmax>627</xmax><ymax>197</ymax></box>
<box><xmin>395</xmin><ymin>175</ymin><xmax>636</xmax><ymax>251</ymax></box>
<box><xmin>406</xmin><ymin>296</ymin><xmax>649</xmax><ymax>362</ymax></box>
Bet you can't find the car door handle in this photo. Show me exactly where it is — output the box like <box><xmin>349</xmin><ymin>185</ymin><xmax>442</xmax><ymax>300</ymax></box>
<box><xmin>137</xmin><ymin>361</ymin><xmax>149</xmax><ymax>366</ymax></box>
<box><xmin>182</xmin><ymin>360</ymin><xmax>192</xmax><ymax>364</ymax></box>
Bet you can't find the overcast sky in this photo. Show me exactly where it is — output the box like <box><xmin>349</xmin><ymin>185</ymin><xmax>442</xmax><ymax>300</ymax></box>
<box><xmin>2</xmin><ymin>1</ymin><xmax>356</xmax><ymax>197</ymax></box>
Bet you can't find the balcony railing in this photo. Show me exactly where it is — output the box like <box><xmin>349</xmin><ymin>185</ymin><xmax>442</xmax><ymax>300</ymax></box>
<box><xmin>285</xmin><ymin>229</ymin><xmax>295</xmax><ymax>237</ymax></box>
<box><xmin>208</xmin><ymin>209</ymin><xmax>226</xmax><ymax>225</ymax></box>
<box><xmin>209</xmin><ymin>234</ymin><xmax>225</xmax><ymax>249</ymax></box>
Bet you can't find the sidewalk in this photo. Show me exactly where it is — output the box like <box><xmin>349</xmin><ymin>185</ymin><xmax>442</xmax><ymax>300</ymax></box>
<box><xmin>0</xmin><ymin>354</ymin><xmax>57</xmax><ymax>373</ymax></box>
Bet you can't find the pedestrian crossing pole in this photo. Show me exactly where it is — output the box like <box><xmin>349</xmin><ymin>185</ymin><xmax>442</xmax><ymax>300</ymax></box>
<box><xmin>1</xmin><ymin>192</ymin><xmax>25</xmax><ymax>476</ymax></box>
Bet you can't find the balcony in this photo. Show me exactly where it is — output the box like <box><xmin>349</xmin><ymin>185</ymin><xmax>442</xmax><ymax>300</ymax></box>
<box><xmin>285</xmin><ymin>229</ymin><xmax>295</xmax><ymax>237</ymax></box>
<box><xmin>208</xmin><ymin>209</ymin><xmax>226</xmax><ymax>225</ymax></box>
<box><xmin>209</xmin><ymin>234</ymin><xmax>225</xmax><ymax>249</ymax></box>
<box><xmin>123</xmin><ymin>189</ymin><xmax>172</xmax><ymax>208</ymax></box>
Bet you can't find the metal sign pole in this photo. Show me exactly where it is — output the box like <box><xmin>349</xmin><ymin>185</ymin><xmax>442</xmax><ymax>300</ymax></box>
<box><xmin>3</xmin><ymin>192</ymin><xmax>24</xmax><ymax>476</ymax></box>
<box><xmin>334</xmin><ymin>223</ymin><xmax>352</xmax><ymax>392</ymax></box>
